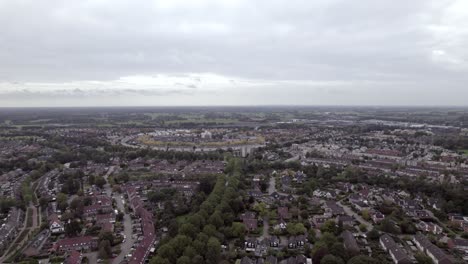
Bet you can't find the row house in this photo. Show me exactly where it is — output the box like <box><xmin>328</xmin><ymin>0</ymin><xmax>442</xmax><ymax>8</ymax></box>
<box><xmin>52</xmin><ymin>236</ymin><xmax>98</xmax><ymax>254</ymax></box>
<box><xmin>379</xmin><ymin>234</ymin><xmax>412</xmax><ymax>264</ymax></box>
<box><xmin>0</xmin><ymin>208</ymin><xmax>24</xmax><ymax>254</ymax></box>
<box><xmin>413</xmin><ymin>234</ymin><xmax>453</xmax><ymax>264</ymax></box>
<box><xmin>447</xmin><ymin>238</ymin><xmax>468</xmax><ymax>252</ymax></box>
<box><xmin>287</xmin><ymin>235</ymin><xmax>306</xmax><ymax>248</ymax></box>
<box><xmin>342</xmin><ymin>230</ymin><xmax>360</xmax><ymax>256</ymax></box>
<box><xmin>417</xmin><ymin>221</ymin><xmax>443</xmax><ymax>235</ymax></box>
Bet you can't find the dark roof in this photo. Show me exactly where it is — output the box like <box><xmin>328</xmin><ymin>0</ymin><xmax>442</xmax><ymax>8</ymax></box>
<box><xmin>241</xmin><ymin>256</ymin><xmax>254</xmax><ymax>264</ymax></box>
<box><xmin>342</xmin><ymin>230</ymin><xmax>359</xmax><ymax>253</ymax></box>
<box><xmin>380</xmin><ymin>234</ymin><xmax>397</xmax><ymax>249</ymax></box>
<box><xmin>414</xmin><ymin>234</ymin><xmax>453</xmax><ymax>264</ymax></box>
<box><xmin>265</xmin><ymin>256</ymin><xmax>278</xmax><ymax>264</ymax></box>
<box><xmin>389</xmin><ymin>246</ymin><xmax>411</xmax><ymax>263</ymax></box>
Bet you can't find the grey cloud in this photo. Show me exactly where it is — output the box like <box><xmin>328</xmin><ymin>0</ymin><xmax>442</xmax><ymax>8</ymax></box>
<box><xmin>0</xmin><ymin>0</ymin><xmax>467</xmax><ymax>106</ymax></box>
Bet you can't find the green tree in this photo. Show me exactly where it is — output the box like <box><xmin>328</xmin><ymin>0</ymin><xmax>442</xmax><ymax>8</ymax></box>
<box><xmin>98</xmin><ymin>240</ymin><xmax>112</xmax><ymax>259</ymax></box>
<box><xmin>367</xmin><ymin>229</ymin><xmax>380</xmax><ymax>240</ymax></box>
<box><xmin>150</xmin><ymin>257</ymin><xmax>170</xmax><ymax>264</ymax></box>
<box><xmin>95</xmin><ymin>176</ymin><xmax>106</xmax><ymax>189</ymax></box>
<box><xmin>230</xmin><ymin>222</ymin><xmax>246</xmax><ymax>238</ymax></box>
<box><xmin>414</xmin><ymin>252</ymin><xmax>433</xmax><ymax>264</ymax></box>
<box><xmin>208</xmin><ymin>211</ymin><xmax>224</xmax><ymax>229</ymax></box>
<box><xmin>313</xmin><ymin>232</ymin><xmax>337</xmax><ymax>252</ymax></box>
<box><xmin>287</xmin><ymin>223</ymin><xmax>306</xmax><ymax>236</ymax></box>
<box><xmin>64</xmin><ymin>220</ymin><xmax>82</xmax><ymax>237</ymax></box>
<box><xmin>359</xmin><ymin>223</ymin><xmax>368</xmax><ymax>232</ymax></box>
<box><xmin>205</xmin><ymin>237</ymin><xmax>221</xmax><ymax>264</ymax></box>
<box><xmin>99</xmin><ymin>231</ymin><xmax>115</xmax><ymax>245</ymax></box>
<box><xmin>347</xmin><ymin>255</ymin><xmax>379</xmax><ymax>264</ymax></box>
<box><xmin>183</xmin><ymin>246</ymin><xmax>197</xmax><ymax>259</ymax></box>
<box><xmin>321</xmin><ymin>254</ymin><xmax>344</xmax><ymax>264</ymax></box>
<box><xmin>176</xmin><ymin>256</ymin><xmax>191</xmax><ymax>264</ymax></box>
<box><xmin>321</xmin><ymin>220</ymin><xmax>337</xmax><ymax>234</ymax></box>
<box><xmin>158</xmin><ymin>244</ymin><xmax>176</xmax><ymax>263</ymax></box>
<box><xmin>57</xmin><ymin>192</ymin><xmax>68</xmax><ymax>212</ymax></box>
<box><xmin>179</xmin><ymin>223</ymin><xmax>198</xmax><ymax>239</ymax></box>
<box><xmin>361</xmin><ymin>209</ymin><xmax>370</xmax><ymax>221</ymax></box>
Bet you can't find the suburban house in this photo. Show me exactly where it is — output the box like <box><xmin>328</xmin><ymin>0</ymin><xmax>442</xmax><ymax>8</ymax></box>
<box><xmin>413</xmin><ymin>234</ymin><xmax>453</xmax><ymax>264</ymax></box>
<box><xmin>380</xmin><ymin>234</ymin><xmax>412</xmax><ymax>264</ymax></box>
<box><xmin>342</xmin><ymin>230</ymin><xmax>359</xmax><ymax>256</ymax></box>
<box><xmin>49</xmin><ymin>213</ymin><xmax>65</xmax><ymax>234</ymax></box>
<box><xmin>52</xmin><ymin>236</ymin><xmax>98</xmax><ymax>254</ymax></box>
<box><xmin>447</xmin><ymin>238</ymin><xmax>468</xmax><ymax>252</ymax></box>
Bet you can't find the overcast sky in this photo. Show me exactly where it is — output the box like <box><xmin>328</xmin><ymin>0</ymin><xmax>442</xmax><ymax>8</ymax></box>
<box><xmin>0</xmin><ymin>0</ymin><xmax>467</xmax><ymax>107</ymax></box>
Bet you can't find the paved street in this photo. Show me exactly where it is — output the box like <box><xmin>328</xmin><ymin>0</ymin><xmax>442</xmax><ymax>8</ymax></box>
<box><xmin>101</xmin><ymin>166</ymin><xmax>135</xmax><ymax>264</ymax></box>
<box><xmin>337</xmin><ymin>201</ymin><xmax>372</xmax><ymax>229</ymax></box>
<box><xmin>268</xmin><ymin>176</ymin><xmax>276</xmax><ymax>195</ymax></box>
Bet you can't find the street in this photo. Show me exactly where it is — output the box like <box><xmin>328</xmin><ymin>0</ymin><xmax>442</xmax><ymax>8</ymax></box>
<box><xmin>102</xmin><ymin>166</ymin><xmax>135</xmax><ymax>264</ymax></box>
<box><xmin>337</xmin><ymin>201</ymin><xmax>372</xmax><ymax>229</ymax></box>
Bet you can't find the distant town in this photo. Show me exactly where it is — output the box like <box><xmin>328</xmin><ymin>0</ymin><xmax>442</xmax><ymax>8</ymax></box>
<box><xmin>0</xmin><ymin>106</ymin><xmax>467</xmax><ymax>264</ymax></box>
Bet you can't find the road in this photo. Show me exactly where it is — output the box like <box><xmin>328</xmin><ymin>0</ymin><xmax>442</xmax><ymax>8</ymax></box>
<box><xmin>268</xmin><ymin>176</ymin><xmax>276</xmax><ymax>195</ymax></box>
<box><xmin>101</xmin><ymin>166</ymin><xmax>135</xmax><ymax>264</ymax></box>
<box><xmin>285</xmin><ymin>155</ymin><xmax>300</xmax><ymax>163</ymax></box>
<box><xmin>337</xmin><ymin>201</ymin><xmax>372</xmax><ymax>229</ymax></box>
<box><xmin>0</xmin><ymin>178</ymin><xmax>42</xmax><ymax>263</ymax></box>
<box><xmin>260</xmin><ymin>218</ymin><xmax>270</xmax><ymax>240</ymax></box>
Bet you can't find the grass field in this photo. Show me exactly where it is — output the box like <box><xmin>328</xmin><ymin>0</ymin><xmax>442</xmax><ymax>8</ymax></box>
<box><xmin>460</xmin><ymin>149</ymin><xmax>468</xmax><ymax>155</ymax></box>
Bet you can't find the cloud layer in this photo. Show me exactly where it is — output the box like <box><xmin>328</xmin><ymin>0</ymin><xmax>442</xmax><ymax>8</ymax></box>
<box><xmin>0</xmin><ymin>0</ymin><xmax>467</xmax><ymax>106</ymax></box>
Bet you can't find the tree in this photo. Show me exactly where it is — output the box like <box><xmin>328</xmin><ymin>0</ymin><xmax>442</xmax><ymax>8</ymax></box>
<box><xmin>359</xmin><ymin>223</ymin><xmax>368</xmax><ymax>232</ymax></box>
<box><xmin>321</xmin><ymin>254</ymin><xmax>344</xmax><ymax>264</ymax></box>
<box><xmin>158</xmin><ymin>244</ymin><xmax>176</xmax><ymax>263</ymax></box>
<box><xmin>379</xmin><ymin>218</ymin><xmax>400</xmax><ymax>234</ymax></box>
<box><xmin>361</xmin><ymin>209</ymin><xmax>370</xmax><ymax>221</ymax></box>
<box><xmin>287</xmin><ymin>223</ymin><xmax>306</xmax><ymax>236</ymax></box>
<box><xmin>208</xmin><ymin>211</ymin><xmax>224</xmax><ymax>229</ymax></box>
<box><xmin>312</xmin><ymin>246</ymin><xmax>328</xmax><ymax>264</ymax></box>
<box><xmin>39</xmin><ymin>197</ymin><xmax>49</xmax><ymax>208</ymax></box>
<box><xmin>150</xmin><ymin>257</ymin><xmax>170</xmax><ymax>264</ymax></box>
<box><xmin>253</xmin><ymin>202</ymin><xmax>268</xmax><ymax>217</ymax></box>
<box><xmin>70</xmin><ymin>197</ymin><xmax>84</xmax><ymax>214</ymax></box>
<box><xmin>171</xmin><ymin>235</ymin><xmax>192</xmax><ymax>256</ymax></box>
<box><xmin>329</xmin><ymin>242</ymin><xmax>348</xmax><ymax>261</ymax></box>
<box><xmin>88</xmin><ymin>175</ymin><xmax>95</xmax><ymax>185</ymax></box>
<box><xmin>205</xmin><ymin>237</ymin><xmax>221</xmax><ymax>264</ymax></box>
<box><xmin>64</xmin><ymin>220</ymin><xmax>82</xmax><ymax>237</ymax></box>
<box><xmin>367</xmin><ymin>229</ymin><xmax>380</xmax><ymax>240</ymax></box>
<box><xmin>179</xmin><ymin>223</ymin><xmax>198</xmax><ymax>239</ymax></box>
<box><xmin>230</xmin><ymin>222</ymin><xmax>246</xmax><ymax>238</ymax></box>
<box><xmin>192</xmin><ymin>255</ymin><xmax>204</xmax><ymax>264</ymax></box>
<box><xmin>98</xmin><ymin>240</ymin><xmax>112</xmax><ymax>259</ymax></box>
<box><xmin>177</xmin><ymin>256</ymin><xmax>191</xmax><ymax>264</ymax></box>
<box><xmin>99</xmin><ymin>230</ymin><xmax>115</xmax><ymax>245</ymax></box>
<box><xmin>414</xmin><ymin>252</ymin><xmax>433</xmax><ymax>264</ymax></box>
<box><xmin>57</xmin><ymin>192</ymin><xmax>68</xmax><ymax>212</ymax></box>
<box><xmin>347</xmin><ymin>255</ymin><xmax>379</xmax><ymax>264</ymax></box>
<box><xmin>307</xmin><ymin>228</ymin><xmax>317</xmax><ymax>243</ymax></box>
<box><xmin>183</xmin><ymin>246</ymin><xmax>197</xmax><ymax>259</ymax></box>
<box><xmin>0</xmin><ymin>198</ymin><xmax>16</xmax><ymax>213</ymax></box>
<box><xmin>314</xmin><ymin>232</ymin><xmax>337</xmax><ymax>251</ymax></box>
<box><xmin>321</xmin><ymin>220</ymin><xmax>338</xmax><ymax>234</ymax></box>
<box><xmin>95</xmin><ymin>176</ymin><xmax>106</xmax><ymax>189</ymax></box>
<box><xmin>116</xmin><ymin>211</ymin><xmax>124</xmax><ymax>222</ymax></box>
